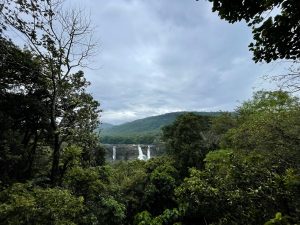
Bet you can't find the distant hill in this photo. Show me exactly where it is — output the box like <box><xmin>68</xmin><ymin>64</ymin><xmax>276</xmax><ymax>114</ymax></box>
<box><xmin>100</xmin><ymin>122</ymin><xmax>115</xmax><ymax>130</ymax></box>
<box><xmin>100</xmin><ymin>111</ymin><xmax>221</xmax><ymax>144</ymax></box>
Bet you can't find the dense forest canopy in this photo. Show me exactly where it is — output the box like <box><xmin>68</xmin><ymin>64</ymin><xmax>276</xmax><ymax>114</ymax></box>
<box><xmin>0</xmin><ymin>0</ymin><xmax>299</xmax><ymax>225</ymax></box>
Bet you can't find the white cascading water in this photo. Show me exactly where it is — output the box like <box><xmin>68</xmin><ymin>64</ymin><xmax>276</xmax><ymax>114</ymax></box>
<box><xmin>137</xmin><ymin>145</ymin><xmax>146</xmax><ymax>160</ymax></box>
<box><xmin>147</xmin><ymin>145</ymin><xmax>151</xmax><ymax>160</ymax></box>
<box><xmin>112</xmin><ymin>146</ymin><xmax>116</xmax><ymax>160</ymax></box>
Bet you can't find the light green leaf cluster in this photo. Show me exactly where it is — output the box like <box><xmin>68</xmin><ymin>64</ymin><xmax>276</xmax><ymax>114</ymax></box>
<box><xmin>0</xmin><ymin>183</ymin><xmax>84</xmax><ymax>225</ymax></box>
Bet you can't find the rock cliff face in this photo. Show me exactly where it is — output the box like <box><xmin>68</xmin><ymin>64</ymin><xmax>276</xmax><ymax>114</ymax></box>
<box><xmin>103</xmin><ymin>144</ymin><xmax>165</xmax><ymax>162</ymax></box>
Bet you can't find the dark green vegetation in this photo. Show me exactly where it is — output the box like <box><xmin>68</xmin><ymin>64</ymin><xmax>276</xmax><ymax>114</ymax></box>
<box><xmin>132</xmin><ymin>91</ymin><xmax>300</xmax><ymax>225</ymax></box>
<box><xmin>208</xmin><ymin>0</ymin><xmax>300</xmax><ymax>63</ymax></box>
<box><xmin>207</xmin><ymin>0</ymin><xmax>300</xmax><ymax>92</ymax></box>
<box><xmin>101</xmin><ymin>112</ymin><xmax>221</xmax><ymax>144</ymax></box>
<box><xmin>0</xmin><ymin>37</ymin><xmax>103</xmax><ymax>184</ymax></box>
<box><xmin>0</xmin><ymin>0</ymin><xmax>300</xmax><ymax>225</ymax></box>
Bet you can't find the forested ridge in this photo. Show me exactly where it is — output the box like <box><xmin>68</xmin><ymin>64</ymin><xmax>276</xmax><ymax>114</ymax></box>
<box><xmin>0</xmin><ymin>0</ymin><xmax>300</xmax><ymax>225</ymax></box>
<box><xmin>101</xmin><ymin>112</ymin><xmax>221</xmax><ymax>144</ymax></box>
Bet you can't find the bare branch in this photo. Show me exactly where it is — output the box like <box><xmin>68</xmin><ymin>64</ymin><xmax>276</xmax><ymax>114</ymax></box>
<box><xmin>265</xmin><ymin>62</ymin><xmax>300</xmax><ymax>93</ymax></box>
<box><xmin>1</xmin><ymin>0</ymin><xmax>96</xmax><ymax>76</ymax></box>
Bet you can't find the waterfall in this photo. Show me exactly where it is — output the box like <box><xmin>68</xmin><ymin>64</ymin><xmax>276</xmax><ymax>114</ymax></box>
<box><xmin>147</xmin><ymin>145</ymin><xmax>151</xmax><ymax>160</ymax></box>
<box><xmin>112</xmin><ymin>146</ymin><xmax>116</xmax><ymax>161</ymax></box>
<box><xmin>137</xmin><ymin>145</ymin><xmax>146</xmax><ymax>160</ymax></box>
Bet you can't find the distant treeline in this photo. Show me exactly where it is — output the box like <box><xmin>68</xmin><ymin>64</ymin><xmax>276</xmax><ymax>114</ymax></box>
<box><xmin>101</xmin><ymin>133</ymin><xmax>159</xmax><ymax>144</ymax></box>
<box><xmin>100</xmin><ymin>112</ymin><xmax>223</xmax><ymax>144</ymax></box>
<box><xmin>2</xmin><ymin>0</ymin><xmax>300</xmax><ymax>224</ymax></box>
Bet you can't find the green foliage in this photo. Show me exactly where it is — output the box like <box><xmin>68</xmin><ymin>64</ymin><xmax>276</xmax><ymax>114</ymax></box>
<box><xmin>1</xmin><ymin>4</ymin><xmax>300</xmax><ymax>223</ymax></box>
<box><xmin>1</xmin><ymin>0</ymin><xmax>103</xmax><ymax>184</ymax></box>
<box><xmin>0</xmin><ymin>36</ymin><xmax>103</xmax><ymax>185</ymax></box>
<box><xmin>134</xmin><ymin>207</ymin><xmax>185</xmax><ymax>225</ymax></box>
<box><xmin>0</xmin><ymin>183</ymin><xmax>84</xmax><ymax>225</ymax></box>
<box><xmin>175</xmin><ymin>168</ymin><xmax>224</xmax><ymax>224</ymax></box>
<box><xmin>175</xmin><ymin>149</ymin><xmax>300</xmax><ymax>225</ymax></box>
<box><xmin>162</xmin><ymin>113</ymin><xmax>212</xmax><ymax>175</ymax></box>
<box><xmin>112</xmin><ymin>162</ymin><xmax>146</xmax><ymax>224</ymax></box>
<box><xmin>142</xmin><ymin>157</ymin><xmax>179</xmax><ymax>215</ymax></box>
<box><xmin>222</xmin><ymin>91</ymin><xmax>300</xmax><ymax>169</ymax></box>
<box><xmin>101</xmin><ymin>133</ymin><xmax>159</xmax><ymax>145</ymax></box>
<box><xmin>59</xmin><ymin>145</ymin><xmax>82</xmax><ymax>177</ymax></box>
<box><xmin>211</xmin><ymin>112</ymin><xmax>236</xmax><ymax>135</ymax></box>
<box><xmin>0</xmin><ymin>38</ymin><xmax>50</xmax><ymax>183</ymax></box>
<box><xmin>264</xmin><ymin>212</ymin><xmax>294</xmax><ymax>225</ymax></box>
<box><xmin>110</xmin><ymin>160</ymin><xmax>147</xmax><ymax>190</ymax></box>
<box><xmin>101</xmin><ymin>112</ymin><xmax>221</xmax><ymax>144</ymax></box>
<box><xmin>207</xmin><ymin>0</ymin><xmax>300</xmax><ymax>63</ymax></box>
<box><xmin>107</xmin><ymin>157</ymin><xmax>180</xmax><ymax>224</ymax></box>
<box><xmin>210</xmin><ymin>112</ymin><xmax>236</xmax><ymax>147</ymax></box>
<box><xmin>97</xmin><ymin>196</ymin><xmax>126</xmax><ymax>225</ymax></box>
<box><xmin>134</xmin><ymin>211</ymin><xmax>153</xmax><ymax>225</ymax></box>
<box><xmin>62</xmin><ymin>165</ymin><xmax>127</xmax><ymax>225</ymax></box>
<box><xmin>238</xmin><ymin>91</ymin><xmax>299</xmax><ymax>115</ymax></box>
<box><xmin>204</xmin><ymin>149</ymin><xmax>233</xmax><ymax>175</ymax></box>
<box><xmin>64</xmin><ymin>166</ymin><xmax>105</xmax><ymax>199</ymax></box>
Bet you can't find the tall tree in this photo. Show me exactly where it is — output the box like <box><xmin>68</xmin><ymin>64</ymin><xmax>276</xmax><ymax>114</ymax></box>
<box><xmin>0</xmin><ymin>0</ymin><xmax>100</xmax><ymax>184</ymax></box>
<box><xmin>222</xmin><ymin>90</ymin><xmax>300</xmax><ymax>171</ymax></box>
<box><xmin>162</xmin><ymin>113</ymin><xmax>211</xmax><ymax>176</ymax></box>
<box><xmin>0</xmin><ymin>37</ymin><xmax>102</xmax><ymax>184</ymax></box>
<box><xmin>0</xmin><ymin>38</ymin><xmax>51</xmax><ymax>182</ymax></box>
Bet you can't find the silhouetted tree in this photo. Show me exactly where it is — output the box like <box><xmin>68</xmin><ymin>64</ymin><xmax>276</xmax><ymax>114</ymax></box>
<box><xmin>0</xmin><ymin>0</ymin><xmax>100</xmax><ymax>184</ymax></box>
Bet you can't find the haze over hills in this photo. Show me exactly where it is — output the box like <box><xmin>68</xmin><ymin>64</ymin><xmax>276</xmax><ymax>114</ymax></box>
<box><xmin>100</xmin><ymin>111</ymin><xmax>222</xmax><ymax>144</ymax></box>
<box><xmin>100</xmin><ymin>122</ymin><xmax>114</xmax><ymax>130</ymax></box>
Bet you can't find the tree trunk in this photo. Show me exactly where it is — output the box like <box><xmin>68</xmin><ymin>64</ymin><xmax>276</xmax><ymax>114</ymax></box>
<box><xmin>50</xmin><ymin>132</ymin><xmax>61</xmax><ymax>185</ymax></box>
<box><xmin>25</xmin><ymin>131</ymin><xmax>39</xmax><ymax>179</ymax></box>
<box><xmin>50</xmin><ymin>68</ymin><xmax>60</xmax><ymax>185</ymax></box>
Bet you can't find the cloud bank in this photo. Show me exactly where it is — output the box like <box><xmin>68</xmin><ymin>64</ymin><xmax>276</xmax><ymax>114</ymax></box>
<box><xmin>65</xmin><ymin>0</ymin><xmax>278</xmax><ymax>124</ymax></box>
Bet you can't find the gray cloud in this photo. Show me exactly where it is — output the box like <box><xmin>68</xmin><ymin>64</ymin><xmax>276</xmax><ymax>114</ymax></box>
<box><xmin>64</xmin><ymin>0</ymin><xmax>278</xmax><ymax>124</ymax></box>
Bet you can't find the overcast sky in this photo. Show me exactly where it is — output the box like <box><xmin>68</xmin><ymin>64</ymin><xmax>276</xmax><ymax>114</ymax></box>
<box><xmin>61</xmin><ymin>0</ymin><xmax>282</xmax><ymax>125</ymax></box>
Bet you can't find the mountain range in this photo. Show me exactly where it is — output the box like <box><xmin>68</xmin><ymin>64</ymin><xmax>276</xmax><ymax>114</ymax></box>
<box><xmin>99</xmin><ymin>111</ymin><xmax>221</xmax><ymax>144</ymax></box>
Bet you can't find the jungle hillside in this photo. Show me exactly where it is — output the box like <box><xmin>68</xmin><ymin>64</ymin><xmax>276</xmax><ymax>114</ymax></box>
<box><xmin>0</xmin><ymin>0</ymin><xmax>299</xmax><ymax>225</ymax></box>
